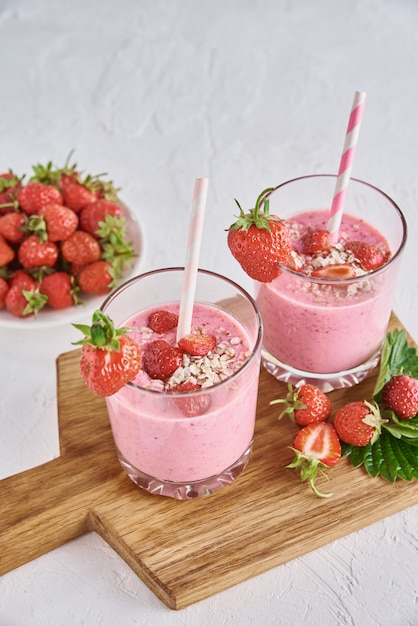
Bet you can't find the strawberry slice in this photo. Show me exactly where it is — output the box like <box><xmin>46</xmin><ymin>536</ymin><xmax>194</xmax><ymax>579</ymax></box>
<box><xmin>311</xmin><ymin>264</ymin><xmax>356</xmax><ymax>280</ymax></box>
<box><xmin>302</xmin><ymin>229</ymin><xmax>331</xmax><ymax>255</ymax></box>
<box><xmin>178</xmin><ymin>332</ymin><xmax>217</xmax><ymax>356</ymax></box>
<box><xmin>288</xmin><ymin>422</ymin><xmax>341</xmax><ymax>498</ymax></box>
<box><xmin>170</xmin><ymin>381</ymin><xmax>211</xmax><ymax>417</ymax></box>
<box><xmin>345</xmin><ymin>240</ymin><xmax>387</xmax><ymax>271</ymax></box>
<box><xmin>147</xmin><ymin>309</ymin><xmax>179</xmax><ymax>333</ymax></box>
<box><xmin>143</xmin><ymin>339</ymin><xmax>183</xmax><ymax>381</ymax></box>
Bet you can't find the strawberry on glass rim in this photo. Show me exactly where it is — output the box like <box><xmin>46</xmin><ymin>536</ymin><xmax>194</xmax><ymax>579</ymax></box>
<box><xmin>227</xmin><ymin>188</ymin><xmax>292</xmax><ymax>283</ymax></box>
<box><xmin>73</xmin><ymin>309</ymin><xmax>142</xmax><ymax>397</ymax></box>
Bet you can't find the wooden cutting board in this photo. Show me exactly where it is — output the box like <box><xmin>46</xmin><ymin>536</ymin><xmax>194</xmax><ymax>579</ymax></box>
<box><xmin>1</xmin><ymin>313</ymin><xmax>418</xmax><ymax>610</ymax></box>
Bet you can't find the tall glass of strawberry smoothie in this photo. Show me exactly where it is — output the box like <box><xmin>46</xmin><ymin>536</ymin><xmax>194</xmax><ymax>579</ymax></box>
<box><xmin>255</xmin><ymin>175</ymin><xmax>407</xmax><ymax>392</ymax></box>
<box><xmin>101</xmin><ymin>268</ymin><xmax>263</xmax><ymax>500</ymax></box>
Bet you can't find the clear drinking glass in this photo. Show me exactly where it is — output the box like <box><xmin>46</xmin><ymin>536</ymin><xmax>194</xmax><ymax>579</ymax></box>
<box><xmin>255</xmin><ymin>174</ymin><xmax>407</xmax><ymax>392</ymax></box>
<box><xmin>101</xmin><ymin>268</ymin><xmax>263</xmax><ymax>500</ymax></box>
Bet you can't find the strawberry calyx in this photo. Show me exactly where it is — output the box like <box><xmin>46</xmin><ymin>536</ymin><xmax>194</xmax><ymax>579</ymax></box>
<box><xmin>270</xmin><ymin>383</ymin><xmax>307</xmax><ymax>422</ymax></box>
<box><xmin>228</xmin><ymin>187</ymin><xmax>280</xmax><ymax>233</ymax></box>
<box><xmin>96</xmin><ymin>214</ymin><xmax>137</xmax><ymax>279</ymax></box>
<box><xmin>287</xmin><ymin>449</ymin><xmax>334</xmax><ymax>498</ymax></box>
<box><xmin>72</xmin><ymin>309</ymin><xmax>131</xmax><ymax>351</ymax></box>
<box><xmin>359</xmin><ymin>400</ymin><xmax>387</xmax><ymax>444</ymax></box>
<box><xmin>21</xmin><ymin>287</ymin><xmax>48</xmax><ymax>316</ymax></box>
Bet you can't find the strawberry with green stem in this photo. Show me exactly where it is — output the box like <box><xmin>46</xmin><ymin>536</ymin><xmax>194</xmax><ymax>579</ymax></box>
<box><xmin>288</xmin><ymin>422</ymin><xmax>341</xmax><ymax>498</ymax></box>
<box><xmin>271</xmin><ymin>383</ymin><xmax>332</xmax><ymax>426</ymax></box>
<box><xmin>73</xmin><ymin>309</ymin><xmax>142</xmax><ymax>397</ymax></box>
<box><xmin>333</xmin><ymin>400</ymin><xmax>385</xmax><ymax>447</ymax></box>
<box><xmin>227</xmin><ymin>188</ymin><xmax>292</xmax><ymax>282</ymax></box>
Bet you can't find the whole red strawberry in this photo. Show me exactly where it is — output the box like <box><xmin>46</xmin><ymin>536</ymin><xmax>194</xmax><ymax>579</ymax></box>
<box><xmin>5</xmin><ymin>278</ymin><xmax>47</xmax><ymax>318</ymax></box>
<box><xmin>0</xmin><ymin>172</ymin><xmax>22</xmax><ymax>214</ymax></box>
<box><xmin>147</xmin><ymin>310</ymin><xmax>179</xmax><ymax>333</ymax></box>
<box><xmin>0</xmin><ymin>212</ymin><xmax>26</xmax><ymax>244</ymax></box>
<box><xmin>0</xmin><ymin>276</ymin><xmax>8</xmax><ymax>308</ymax></box>
<box><xmin>381</xmin><ymin>374</ymin><xmax>418</xmax><ymax>420</ymax></box>
<box><xmin>288</xmin><ymin>422</ymin><xmax>341</xmax><ymax>497</ymax></box>
<box><xmin>143</xmin><ymin>339</ymin><xmax>183</xmax><ymax>382</ymax></box>
<box><xmin>38</xmin><ymin>203</ymin><xmax>79</xmax><ymax>242</ymax></box>
<box><xmin>17</xmin><ymin>182</ymin><xmax>63</xmax><ymax>215</ymax></box>
<box><xmin>0</xmin><ymin>233</ymin><xmax>15</xmax><ymax>266</ymax></box>
<box><xmin>73</xmin><ymin>309</ymin><xmax>142</xmax><ymax>397</ymax></box>
<box><xmin>79</xmin><ymin>199</ymin><xmax>124</xmax><ymax>237</ymax></box>
<box><xmin>227</xmin><ymin>188</ymin><xmax>291</xmax><ymax>283</ymax></box>
<box><xmin>61</xmin><ymin>230</ymin><xmax>101</xmax><ymax>265</ymax></box>
<box><xmin>271</xmin><ymin>383</ymin><xmax>332</xmax><ymax>426</ymax></box>
<box><xmin>178</xmin><ymin>332</ymin><xmax>217</xmax><ymax>357</ymax></box>
<box><xmin>9</xmin><ymin>269</ymin><xmax>36</xmax><ymax>289</ymax></box>
<box><xmin>18</xmin><ymin>234</ymin><xmax>59</xmax><ymax>269</ymax></box>
<box><xmin>78</xmin><ymin>260</ymin><xmax>113</xmax><ymax>295</ymax></box>
<box><xmin>62</xmin><ymin>182</ymin><xmax>98</xmax><ymax>212</ymax></box>
<box><xmin>345</xmin><ymin>240</ymin><xmax>387</xmax><ymax>271</ymax></box>
<box><xmin>333</xmin><ymin>400</ymin><xmax>384</xmax><ymax>446</ymax></box>
<box><xmin>39</xmin><ymin>272</ymin><xmax>78</xmax><ymax>309</ymax></box>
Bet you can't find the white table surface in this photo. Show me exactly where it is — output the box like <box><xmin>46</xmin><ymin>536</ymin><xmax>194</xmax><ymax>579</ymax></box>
<box><xmin>1</xmin><ymin>1</ymin><xmax>418</xmax><ymax>624</ymax></box>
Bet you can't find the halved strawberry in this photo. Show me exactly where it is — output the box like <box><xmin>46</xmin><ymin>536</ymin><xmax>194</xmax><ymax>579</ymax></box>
<box><xmin>178</xmin><ymin>332</ymin><xmax>217</xmax><ymax>356</ymax></box>
<box><xmin>288</xmin><ymin>422</ymin><xmax>341</xmax><ymax>498</ymax></box>
<box><xmin>143</xmin><ymin>340</ymin><xmax>183</xmax><ymax>381</ymax></box>
<box><xmin>147</xmin><ymin>310</ymin><xmax>179</xmax><ymax>333</ymax></box>
<box><xmin>311</xmin><ymin>264</ymin><xmax>356</xmax><ymax>280</ymax></box>
<box><xmin>302</xmin><ymin>230</ymin><xmax>331</xmax><ymax>255</ymax></box>
<box><xmin>169</xmin><ymin>381</ymin><xmax>211</xmax><ymax>417</ymax></box>
<box><xmin>345</xmin><ymin>240</ymin><xmax>387</xmax><ymax>271</ymax></box>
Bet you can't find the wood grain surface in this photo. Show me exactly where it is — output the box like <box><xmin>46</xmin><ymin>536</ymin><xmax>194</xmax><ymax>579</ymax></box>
<box><xmin>1</xmin><ymin>313</ymin><xmax>417</xmax><ymax>610</ymax></box>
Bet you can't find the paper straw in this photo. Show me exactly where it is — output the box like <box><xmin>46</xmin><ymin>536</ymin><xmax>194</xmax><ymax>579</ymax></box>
<box><xmin>327</xmin><ymin>91</ymin><xmax>367</xmax><ymax>243</ymax></box>
<box><xmin>176</xmin><ymin>177</ymin><xmax>209</xmax><ymax>342</ymax></box>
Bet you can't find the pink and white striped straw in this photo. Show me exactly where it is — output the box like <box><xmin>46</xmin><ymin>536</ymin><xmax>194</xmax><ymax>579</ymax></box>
<box><xmin>176</xmin><ymin>177</ymin><xmax>209</xmax><ymax>342</ymax></box>
<box><xmin>327</xmin><ymin>90</ymin><xmax>367</xmax><ymax>243</ymax></box>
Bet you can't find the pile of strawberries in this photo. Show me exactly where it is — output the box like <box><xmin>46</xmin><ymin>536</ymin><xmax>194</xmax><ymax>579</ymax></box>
<box><xmin>0</xmin><ymin>157</ymin><xmax>136</xmax><ymax>318</ymax></box>
<box><xmin>272</xmin><ymin>374</ymin><xmax>418</xmax><ymax>497</ymax></box>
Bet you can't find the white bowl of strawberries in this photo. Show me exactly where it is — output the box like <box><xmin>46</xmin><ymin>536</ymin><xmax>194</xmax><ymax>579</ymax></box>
<box><xmin>0</xmin><ymin>157</ymin><xmax>143</xmax><ymax>328</ymax></box>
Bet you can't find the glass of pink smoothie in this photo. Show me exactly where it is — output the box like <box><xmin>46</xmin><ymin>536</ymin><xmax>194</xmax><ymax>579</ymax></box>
<box><xmin>101</xmin><ymin>268</ymin><xmax>263</xmax><ymax>500</ymax></box>
<box><xmin>255</xmin><ymin>175</ymin><xmax>407</xmax><ymax>392</ymax></box>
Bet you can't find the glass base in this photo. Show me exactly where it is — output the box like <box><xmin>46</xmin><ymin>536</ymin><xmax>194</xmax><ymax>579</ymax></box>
<box><xmin>117</xmin><ymin>442</ymin><xmax>253</xmax><ymax>500</ymax></box>
<box><xmin>261</xmin><ymin>348</ymin><xmax>381</xmax><ymax>392</ymax></box>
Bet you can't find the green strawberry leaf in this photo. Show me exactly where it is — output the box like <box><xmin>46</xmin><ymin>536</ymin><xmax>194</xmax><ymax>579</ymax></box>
<box><xmin>373</xmin><ymin>329</ymin><xmax>418</xmax><ymax>399</ymax></box>
<box><xmin>342</xmin><ymin>431</ymin><xmax>418</xmax><ymax>482</ymax></box>
<box><xmin>343</xmin><ymin>329</ymin><xmax>418</xmax><ymax>481</ymax></box>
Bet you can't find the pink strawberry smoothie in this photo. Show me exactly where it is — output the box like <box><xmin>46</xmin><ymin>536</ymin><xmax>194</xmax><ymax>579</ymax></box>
<box><xmin>105</xmin><ymin>301</ymin><xmax>261</xmax><ymax>483</ymax></box>
<box><xmin>255</xmin><ymin>209</ymin><xmax>395</xmax><ymax>374</ymax></box>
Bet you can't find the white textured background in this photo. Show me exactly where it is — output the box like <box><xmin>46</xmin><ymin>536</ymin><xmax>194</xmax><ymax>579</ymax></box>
<box><xmin>1</xmin><ymin>1</ymin><xmax>418</xmax><ymax>625</ymax></box>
